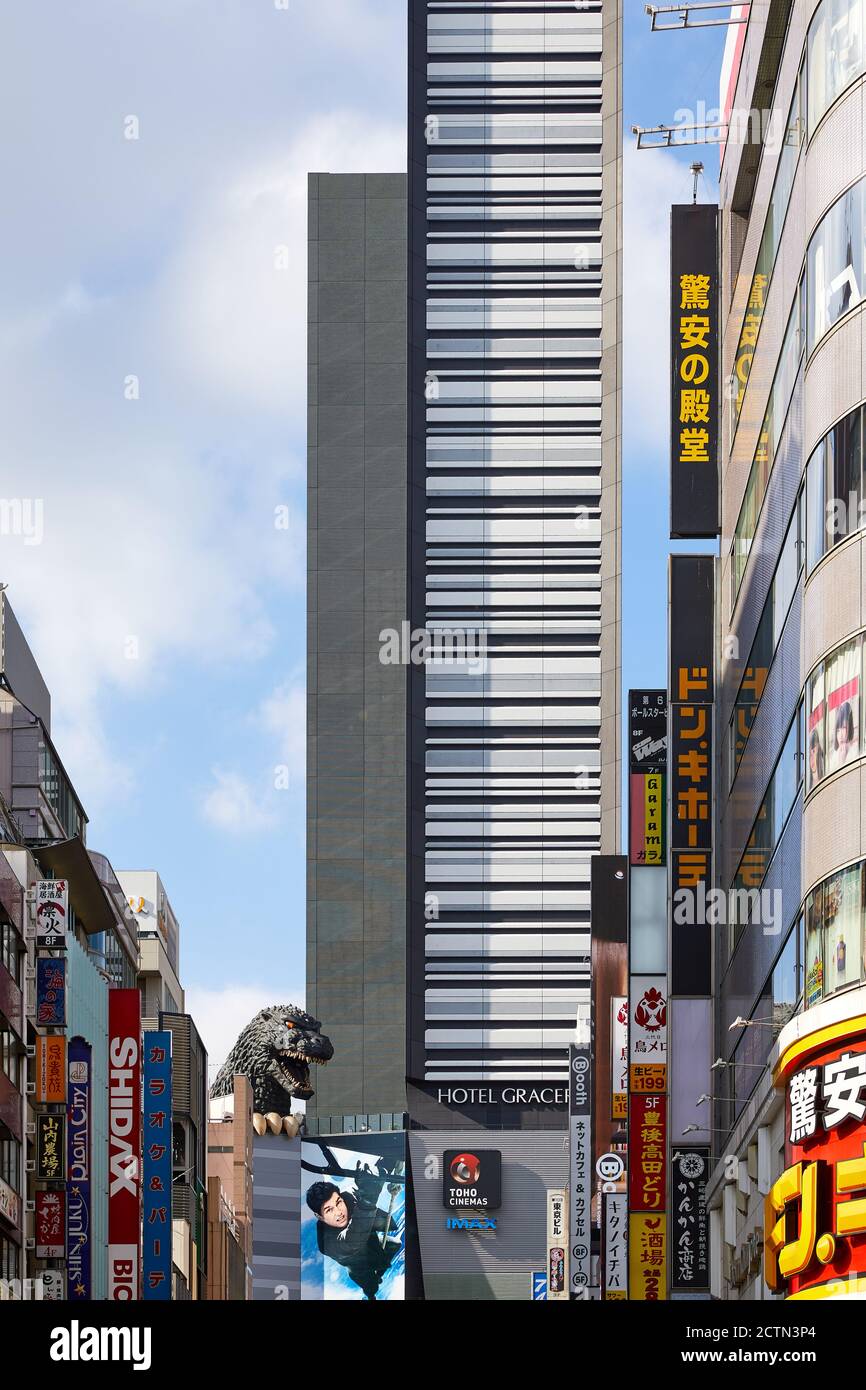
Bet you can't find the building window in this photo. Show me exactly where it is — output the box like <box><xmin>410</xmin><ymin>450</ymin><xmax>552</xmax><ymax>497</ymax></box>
<box><xmin>731</xmin><ymin>71</ymin><xmax>804</xmax><ymax>425</ymax></box>
<box><xmin>731</xmin><ymin>283</ymin><xmax>804</xmax><ymax>608</ymax></box>
<box><xmin>0</xmin><ymin>1030</ymin><xmax>21</xmax><ymax>1090</ymax></box>
<box><xmin>0</xmin><ymin>1236</ymin><xmax>19</xmax><ymax>1282</ymax></box>
<box><xmin>730</xmin><ymin>713</ymin><xmax>802</xmax><ymax>952</ymax></box>
<box><xmin>730</xmin><ymin>488</ymin><xmax>803</xmax><ymax>778</ymax></box>
<box><xmin>807</xmin><ymin>0</ymin><xmax>865</xmax><ymax>137</ymax></box>
<box><xmin>807</xmin><ymin>177</ymin><xmax>865</xmax><ymax>355</ymax></box>
<box><xmin>805</xmin><ymin>632</ymin><xmax>864</xmax><ymax>792</ymax></box>
<box><xmin>804</xmin><ymin>861</ymin><xmax>866</xmax><ymax>1007</ymax></box>
<box><xmin>0</xmin><ymin>920</ymin><xmax>22</xmax><ymax>987</ymax></box>
<box><xmin>806</xmin><ymin>403</ymin><xmax>865</xmax><ymax>572</ymax></box>
<box><xmin>0</xmin><ymin>1137</ymin><xmax>20</xmax><ymax>1193</ymax></box>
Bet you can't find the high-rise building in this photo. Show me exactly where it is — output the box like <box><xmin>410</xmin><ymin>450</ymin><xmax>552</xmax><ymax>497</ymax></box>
<box><xmin>707</xmin><ymin>0</ymin><xmax>866</xmax><ymax>1301</ymax></box>
<box><xmin>306</xmin><ymin>0</ymin><xmax>622</xmax><ymax>1298</ymax></box>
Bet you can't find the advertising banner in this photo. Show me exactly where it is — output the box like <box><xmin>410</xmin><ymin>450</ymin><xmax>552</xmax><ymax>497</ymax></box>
<box><xmin>612</xmin><ymin>996</ymin><xmax>628</xmax><ymax>1120</ymax></box>
<box><xmin>604</xmin><ymin>1192</ymin><xmax>628</xmax><ymax>1299</ymax></box>
<box><xmin>629</xmin><ymin>1213</ymin><xmax>668</xmax><ymax>1301</ymax></box>
<box><xmin>670</xmin><ymin>203</ymin><xmax>719</xmax><ymax>539</ymax></box>
<box><xmin>629</xmin><ymin>690</ymin><xmax>668</xmax><ymax>773</ymax></box>
<box><xmin>108</xmin><ymin>989</ymin><xmax>141</xmax><ymax>1301</ymax></box>
<box><xmin>36</xmin><ymin>1035</ymin><xmax>66</xmax><ymax>1104</ymax></box>
<box><xmin>671</xmin><ymin>1147</ymin><xmax>710</xmax><ymax>1291</ymax></box>
<box><xmin>40</xmin><ymin>1270</ymin><xmax>65</xmax><ymax>1300</ymax></box>
<box><xmin>629</xmin><ymin>772</ymin><xmax>666</xmax><ymax>866</ymax></box>
<box><xmin>767</xmin><ymin>1034</ymin><xmax>866</xmax><ymax>1298</ymax></box>
<box><xmin>36</xmin><ymin>957</ymin><xmax>66</xmax><ymax>1026</ymax></box>
<box><xmin>143</xmin><ymin>1032</ymin><xmax>173</xmax><ymax>1300</ymax></box>
<box><xmin>629</xmin><ymin>977</ymin><xmax>667</xmax><ymax>1091</ymax></box>
<box><xmin>629</xmin><ymin>1094</ymin><xmax>668</xmax><ymax>1214</ymax></box>
<box><xmin>36</xmin><ymin>1190</ymin><xmax>65</xmax><ymax>1258</ymax></box>
<box><xmin>546</xmin><ymin>1189</ymin><xmax>569</xmax><ymax>1300</ymax></box>
<box><xmin>35</xmin><ymin>879</ymin><xmax>68</xmax><ymax>949</ymax></box>
<box><xmin>67</xmin><ymin>1037</ymin><xmax>92</xmax><ymax>1301</ymax></box>
<box><xmin>568</xmin><ymin>1044</ymin><xmax>592</xmax><ymax>1296</ymax></box>
<box><xmin>301</xmin><ymin>1132</ymin><xmax>406</xmax><ymax>1301</ymax></box>
<box><xmin>36</xmin><ymin>1113</ymin><xmax>65</xmax><ymax>1182</ymax></box>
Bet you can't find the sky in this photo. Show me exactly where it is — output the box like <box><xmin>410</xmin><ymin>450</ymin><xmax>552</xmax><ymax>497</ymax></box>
<box><xmin>0</xmin><ymin>1</ymin><xmax>726</xmax><ymax>1073</ymax></box>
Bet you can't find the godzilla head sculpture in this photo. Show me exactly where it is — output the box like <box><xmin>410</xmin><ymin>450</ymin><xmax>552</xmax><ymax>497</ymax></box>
<box><xmin>210</xmin><ymin>1004</ymin><xmax>333</xmax><ymax>1138</ymax></box>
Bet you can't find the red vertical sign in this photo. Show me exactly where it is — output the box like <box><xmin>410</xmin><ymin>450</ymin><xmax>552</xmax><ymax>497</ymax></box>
<box><xmin>108</xmin><ymin>989</ymin><xmax>141</xmax><ymax>1300</ymax></box>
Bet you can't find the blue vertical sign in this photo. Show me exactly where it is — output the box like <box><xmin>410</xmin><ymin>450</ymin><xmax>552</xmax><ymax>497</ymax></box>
<box><xmin>532</xmin><ymin>1271</ymin><xmax>548</xmax><ymax>1301</ymax></box>
<box><xmin>143</xmin><ymin>1031</ymin><xmax>173</xmax><ymax>1300</ymax></box>
<box><xmin>67</xmin><ymin>1037</ymin><xmax>91</xmax><ymax>1300</ymax></box>
<box><xmin>37</xmin><ymin>957</ymin><xmax>66</xmax><ymax>1026</ymax></box>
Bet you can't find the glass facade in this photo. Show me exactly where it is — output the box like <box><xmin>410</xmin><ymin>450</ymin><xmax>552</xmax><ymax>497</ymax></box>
<box><xmin>732</xmin><ymin>74</ymin><xmax>804</xmax><ymax>424</ymax></box>
<box><xmin>731</xmin><ymin>284</ymin><xmax>804</xmax><ymax>607</ymax></box>
<box><xmin>730</xmin><ymin>488</ymin><xmax>803</xmax><ymax>776</ymax></box>
<box><xmin>731</xmin><ymin>713</ymin><xmax>802</xmax><ymax>942</ymax></box>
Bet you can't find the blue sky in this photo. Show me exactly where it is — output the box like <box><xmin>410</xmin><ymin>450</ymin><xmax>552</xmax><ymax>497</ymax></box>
<box><xmin>0</xmin><ymin>2</ymin><xmax>725</xmax><ymax>1070</ymax></box>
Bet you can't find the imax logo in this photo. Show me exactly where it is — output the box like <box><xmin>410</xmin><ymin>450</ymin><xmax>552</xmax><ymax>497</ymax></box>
<box><xmin>446</xmin><ymin>1217</ymin><xmax>497</xmax><ymax>1232</ymax></box>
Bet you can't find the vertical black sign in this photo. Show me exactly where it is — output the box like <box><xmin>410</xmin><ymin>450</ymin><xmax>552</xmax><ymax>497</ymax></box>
<box><xmin>669</xmin><ymin>554</ymin><xmax>714</xmax><ymax>995</ymax></box>
<box><xmin>629</xmin><ymin>690</ymin><xmax>668</xmax><ymax>773</ymax></box>
<box><xmin>671</xmin><ymin>1147</ymin><xmax>710</xmax><ymax>1290</ymax></box>
<box><xmin>671</xmin><ymin>204</ymin><xmax>719</xmax><ymax>539</ymax></box>
<box><xmin>669</xmin><ymin>556</ymin><xmax>714</xmax><ymax>704</ymax></box>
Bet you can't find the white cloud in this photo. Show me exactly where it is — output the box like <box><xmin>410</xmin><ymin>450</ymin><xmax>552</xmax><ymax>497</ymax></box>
<box><xmin>259</xmin><ymin>676</ymin><xmax>306</xmax><ymax>784</ymax></box>
<box><xmin>0</xmin><ymin>107</ymin><xmax>401</xmax><ymax>820</ymax></box>
<box><xmin>160</xmin><ymin>112</ymin><xmax>405</xmax><ymax>418</ymax></box>
<box><xmin>185</xmin><ymin>982</ymin><xmax>305</xmax><ymax>1079</ymax></box>
<box><xmin>200</xmin><ymin>768</ymin><xmax>277</xmax><ymax>834</ymax></box>
<box><xmin>623</xmin><ymin>146</ymin><xmax>699</xmax><ymax>469</ymax></box>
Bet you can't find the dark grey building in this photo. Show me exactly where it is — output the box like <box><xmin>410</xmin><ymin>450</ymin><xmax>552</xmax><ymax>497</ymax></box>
<box><xmin>306</xmin><ymin>173</ymin><xmax>410</xmax><ymax>1130</ymax></box>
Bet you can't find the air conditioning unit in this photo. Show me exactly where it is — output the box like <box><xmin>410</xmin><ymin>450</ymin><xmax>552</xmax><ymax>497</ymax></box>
<box><xmin>25</xmin><ymin>1122</ymin><xmax>36</xmax><ymax>1137</ymax></box>
<box><xmin>25</xmin><ymin>1082</ymin><xmax>36</xmax><ymax>1095</ymax></box>
<box><xmin>24</xmin><ymin>1160</ymin><xmax>35</xmax><ymax>1173</ymax></box>
<box><xmin>25</xmin><ymin>1045</ymin><xmax>36</xmax><ymax>1059</ymax></box>
<box><xmin>24</xmin><ymin>1200</ymin><xmax>35</xmax><ymax>1214</ymax></box>
<box><xmin>24</xmin><ymin>1238</ymin><xmax>34</xmax><ymax>1251</ymax></box>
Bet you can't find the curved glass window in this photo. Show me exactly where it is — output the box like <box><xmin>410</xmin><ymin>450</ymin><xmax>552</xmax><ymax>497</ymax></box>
<box><xmin>803</xmin><ymin>860</ymin><xmax>866</xmax><ymax>1008</ymax></box>
<box><xmin>805</xmin><ymin>402</ymin><xmax>864</xmax><ymax>570</ymax></box>
<box><xmin>807</xmin><ymin>178</ymin><xmax>865</xmax><ymax>354</ymax></box>
<box><xmin>807</xmin><ymin>0</ymin><xmax>865</xmax><ymax>137</ymax></box>
<box><xmin>806</xmin><ymin>633</ymin><xmax>864</xmax><ymax>792</ymax></box>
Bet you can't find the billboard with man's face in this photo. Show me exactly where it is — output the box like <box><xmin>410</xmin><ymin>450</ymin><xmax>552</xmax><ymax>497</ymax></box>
<box><xmin>301</xmin><ymin>1132</ymin><xmax>406</xmax><ymax>1301</ymax></box>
